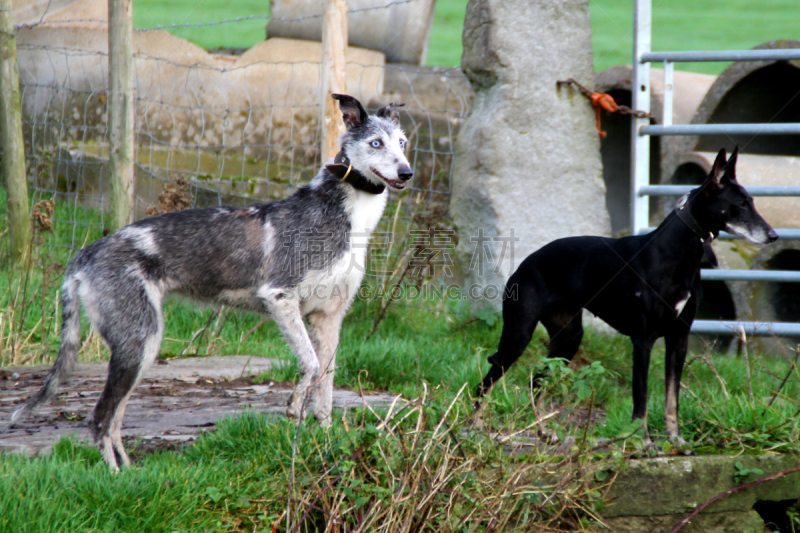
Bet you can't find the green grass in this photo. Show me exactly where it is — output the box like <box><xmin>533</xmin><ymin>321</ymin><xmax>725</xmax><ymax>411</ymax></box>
<box><xmin>425</xmin><ymin>0</ymin><xmax>467</xmax><ymax>68</ymax></box>
<box><xmin>0</xmin><ymin>418</ymin><xmax>314</xmax><ymax>532</ymax></box>
<box><xmin>133</xmin><ymin>0</ymin><xmax>269</xmax><ymax>51</ymax></box>
<box><xmin>2</xmin><ymin>183</ymin><xmax>799</xmax><ymax>451</ymax></box>
<box><xmin>132</xmin><ymin>0</ymin><xmax>800</xmax><ymax>74</ymax></box>
<box><xmin>0</xmin><ymin>438</ymin><xmax>223</xmax><ymax>531</ymax></box>
<box><xmin>0</xmin><ymin>405</ymin><xmax>606</xmax><ymax>532</ymax></box>
<box><xmin>590</xmin><ymin>0</ymin><xmax>800</xmax><ymax>74</ymax></box>
<box><xmin>3</xmin><ymin>193</ymin><xmax>800</xmax><ymax>528</ymax></box>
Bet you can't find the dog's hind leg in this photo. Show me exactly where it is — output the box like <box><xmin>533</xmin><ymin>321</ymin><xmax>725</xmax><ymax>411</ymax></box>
<box><xmin>306</xmin><ymin>305</ymin><xmax>345</xmax><ymax>427</ymax></box>
<box><xmin>93</xmin><ymin>343</ymin><xmax>153</xmax><ymax>470</ymax></box>
<box><xmin>475</xmin><ymin>282</ymin><xmax>541</xmax><ymax>406</ymax></box>
<box><xmin>527</xmin><ymin>306</ymin><xmax>583</xmax><ymax>443</ymax></box>
<box><xmin>90</xmin><ymin>280</ymin><xmax>164</xmax><ymax>470</ymax></box>
<box><xmin>259</xmin><ymin>288</ymin><xmax>320</xmax><ymax>421</ymax></box>
<box><xmin>533</xmin><ymin>307</ymin><xmax>584</xmax><ymax>392</ymax></box>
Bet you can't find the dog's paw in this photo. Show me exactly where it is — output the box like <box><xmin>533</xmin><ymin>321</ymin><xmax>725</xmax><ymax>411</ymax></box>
<box><xmin>286</xmin><ymin>395</ymin><xmax>307</xmax><ymax>421</ymax></box>
<box><xmin>668</xmin><ymin>435</ymin><xmax>690</xmax><ymax>447</ymax></box>
<box><xmin>666</xmin><ymin>435</ymin><xmax>696</xmax><ymax>455</ymax></box>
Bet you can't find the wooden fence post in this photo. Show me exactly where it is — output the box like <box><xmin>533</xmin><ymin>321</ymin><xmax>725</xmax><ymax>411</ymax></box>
<box><xmin>108</xmin><ymin>0</ymin><xmax>135</xmax><ymax>231</ymax></box>
<box><xmin>0</xmin><ymin>0</ymin><xmax>30</xmax><ymax>263</ymax></box>
<box><xmin>320</xmin><ymin>0</ymin><xmax>348</xmax><ymax>161</ymax></box>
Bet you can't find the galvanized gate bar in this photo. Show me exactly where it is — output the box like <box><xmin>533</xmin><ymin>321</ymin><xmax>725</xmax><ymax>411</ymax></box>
<box><xmin>639</xmin><ymin>185</ymin><xmax>800</xmax><ymax>197</ymax></box>
<box><xmin>691</xmin><ymin>320</ymin><xmax>800</xmax><ymax>337</ymax></box>
<box><xmin>641</xmin><ymin>49</ymin><xmax>800</xmax><ymax>63</ymax></box>
<box><xmin>633</xmin><ymin>1</ymin><xmax>800</xmax><ymax>338</ymax></box>
<box><xmin>642</xmin><ymin>123</ymin><xmax>800</xmax><ymax>136</ymax></box>
<box><xmin>700</xmin><ymin>270</ymin><xmax>800</xmax><ymax>282</ymax></box>
<box><xmin>629</xmin><ymin>0</ymin><xmax>652</xmax><ymax>237</ymax></box>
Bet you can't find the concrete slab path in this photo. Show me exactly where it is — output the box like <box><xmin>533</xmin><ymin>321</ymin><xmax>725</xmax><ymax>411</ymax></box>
<box><xmin>0</xmin><ymin>356</ymin><xmax>398</xmax><ymax>457</ymax></box>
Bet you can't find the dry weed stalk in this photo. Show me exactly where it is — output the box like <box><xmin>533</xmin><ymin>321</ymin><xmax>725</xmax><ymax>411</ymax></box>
<box><xmin>1</xmin><ymin>199</ymin><xmax>61</xmax><ymax>366</ymax></box>
<box><xmin>284</xmin><ymin>386</ymin><xmax>617</xmax><ymax>532</ymax></box>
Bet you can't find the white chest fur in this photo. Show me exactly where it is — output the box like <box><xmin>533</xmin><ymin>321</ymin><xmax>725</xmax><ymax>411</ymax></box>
<box><xmin>300</xmin><ymin>189</ymin><xmax>387</xmax><ymax>314</ymax></box>
<box><xmin>674</xmin><ymin>293</ymin><xmax>690</xmax><ymax>316</ymax></box>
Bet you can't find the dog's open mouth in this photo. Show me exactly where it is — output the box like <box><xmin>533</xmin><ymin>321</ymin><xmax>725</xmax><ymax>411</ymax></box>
<box><xmin>372</xmin><ymin>168</ymin><xmax>406</xmax><ymax>190</ymax></box>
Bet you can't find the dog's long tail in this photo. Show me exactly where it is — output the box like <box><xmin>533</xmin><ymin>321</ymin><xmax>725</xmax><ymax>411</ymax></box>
<box><xmin>9</xmin><ymin>275</ymin><xmax>81</xmax><ymax>426</ymax></box>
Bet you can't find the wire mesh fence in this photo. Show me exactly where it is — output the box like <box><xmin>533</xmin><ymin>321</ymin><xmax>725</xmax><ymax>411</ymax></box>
<box><xmin>6</xmin><ymin>0</ymin><xmax>475</xmax><ymax>318</ymax></box>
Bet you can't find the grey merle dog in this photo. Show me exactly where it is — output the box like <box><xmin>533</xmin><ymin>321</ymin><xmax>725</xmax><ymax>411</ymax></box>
<box><xmin>474</xmin><ymin>147</ymin><xmax>777</xmax><ymax>447</ymax></box>
<box><xmin>9</xmin><ymin>94</ymin><xmax>411</xmax><ymax>470</ymax></box>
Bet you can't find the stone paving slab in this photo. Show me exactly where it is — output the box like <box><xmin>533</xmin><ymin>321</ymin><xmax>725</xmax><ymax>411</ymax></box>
<box><xmin>0</xmin><ymin>356</ymin><xmax>398</xmax><ymax>457</ymax></box>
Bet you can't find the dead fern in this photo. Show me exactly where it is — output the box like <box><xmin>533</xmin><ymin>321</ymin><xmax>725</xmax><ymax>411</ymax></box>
<box><xmin>31</xmin><ymin>199</ymin><xmax>55</xmax><ymax>235</ymax></box>
<box><xmin>146</xmin><ymin>175</ymin><xmax>194</xmax><ymax>216</ymax></box>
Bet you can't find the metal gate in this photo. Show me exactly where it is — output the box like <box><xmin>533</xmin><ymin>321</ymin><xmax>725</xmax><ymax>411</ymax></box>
<box><xmin>631</xmin><ymin>0</ymin><xmax>800</xmax><ymax>337</ymax></box>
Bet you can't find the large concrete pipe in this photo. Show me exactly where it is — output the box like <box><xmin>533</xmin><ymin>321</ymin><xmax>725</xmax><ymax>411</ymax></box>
<box><xmin>749</xmin><ymin>242</ymin><xmax>800</xmax><ymax>355</ymax></box>
<box><xmin>267</xmin><ymin>0</ymin><xmax>436</xmax><ymax>65</ymax></box>
<box><xmin>12</xmin><ymin>0</ymin><xmax>78</xmax><ymax>24</ymax></box>
<box><xmin>663</xmin><ymin>40</ymin><xmax>800</xmax><ymax>185</ymax></box>
<box><xmin>594</xmin><ymin>66</ymin><xmax>715</xmax><ymax>234</ymax></box>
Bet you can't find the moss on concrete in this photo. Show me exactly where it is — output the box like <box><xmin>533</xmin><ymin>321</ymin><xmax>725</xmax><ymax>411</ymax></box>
<box><xmin>603</xmin><ymin>454</ymin><xmax>800</xmax><ymax>533</ymax></box>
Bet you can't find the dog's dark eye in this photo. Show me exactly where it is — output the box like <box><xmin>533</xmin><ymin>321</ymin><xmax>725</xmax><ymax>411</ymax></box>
<box><xmin>370</xmin><ymin>140</ymin><xmax>382</xmax><ymax>148</ymax></box>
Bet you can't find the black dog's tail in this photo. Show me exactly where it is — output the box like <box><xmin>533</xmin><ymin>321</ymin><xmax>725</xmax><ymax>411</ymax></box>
<box><xmin>8</xmin><ymin>275</ymin><xmax>81</xmax><ymax>426</ymax></box>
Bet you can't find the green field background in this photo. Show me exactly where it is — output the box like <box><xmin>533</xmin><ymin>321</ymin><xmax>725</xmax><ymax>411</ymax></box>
<box><xmin>132</xmin><ymin>0</ymin><xmax>800</xmax><ymax>74</ymax></box>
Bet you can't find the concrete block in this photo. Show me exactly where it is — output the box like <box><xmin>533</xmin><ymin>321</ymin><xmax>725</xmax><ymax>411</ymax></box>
<box><xmin>603</xmin><ymin>454</ymin><xmax>800</xmax><ymax>533</ymax></box>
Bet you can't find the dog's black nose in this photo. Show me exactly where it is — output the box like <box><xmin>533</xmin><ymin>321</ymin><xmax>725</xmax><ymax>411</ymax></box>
<box><xmin>398</xmin><ymin>165</ymin><xmax>413</xmax><ymax>182</ymax></box>
<box><xmin>768</xmin><ymin>228</ymin><xmax>779</xmax><ymax>243</ymax></box>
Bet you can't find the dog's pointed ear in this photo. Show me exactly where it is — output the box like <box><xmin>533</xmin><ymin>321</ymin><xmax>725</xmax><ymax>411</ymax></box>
<box><xmin>376</xmin><ymin>102</ymin><xmax>405</xmax><ymax>125</ymax></box>
<box><xmin>722</xmin><ymin>145</ymin><xmax>739</xmax><ymax>184</ymax></box>
<box><xmin>708</xmin><ymin>148</ymin><xmax>727</xmax><ymax>188</ymax></box>
<box><xmin>332</xmin><ymin>94</ymin><xmax>368</xmax><ymax>130</ymax></box>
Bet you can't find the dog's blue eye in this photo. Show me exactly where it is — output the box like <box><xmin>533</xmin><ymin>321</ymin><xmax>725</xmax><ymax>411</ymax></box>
<box><xmin>399</xmin><ymin>140</ymin><xmax>406</xmax><ymax>148</ymax></box>
<box><xmin>371</xmin><ymin>140</ymin><xmax>381</xmax><ymax>148</ymax></box>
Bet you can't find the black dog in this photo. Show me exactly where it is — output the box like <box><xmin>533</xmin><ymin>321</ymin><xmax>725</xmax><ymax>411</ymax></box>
<box><xmin>474</xmin><ymin>147</ymin><xmax>777</xmax><ymax>446</ymax></box>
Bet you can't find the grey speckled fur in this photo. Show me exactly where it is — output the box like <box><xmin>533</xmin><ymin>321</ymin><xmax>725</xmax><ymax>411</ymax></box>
<box><xmin>8</xmin><ymin>95</ymin><xmax>412</xmax><ymax>470</ymax></box>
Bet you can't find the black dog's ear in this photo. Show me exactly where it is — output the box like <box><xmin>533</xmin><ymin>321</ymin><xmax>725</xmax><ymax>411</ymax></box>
<box><xmin>376</xmin><ymin>102</ymin><xmax>405</xmax><ymax>125</ymax></box>
<box><xmin>708</xmin><ymin>148</ymin><xmax>727</xmax><ymax>188</ymax></box>
<box><xmin>332</xmin><ymin>94</ymin><xmax>368</xmax><ymax>130</ymax></box>
<box><xmin>722</xmin><ymin>145</ymin><xmax>739</xmax><ymax>183</ymax></box>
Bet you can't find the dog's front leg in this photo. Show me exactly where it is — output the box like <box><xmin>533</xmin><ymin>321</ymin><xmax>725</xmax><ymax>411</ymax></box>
<box><xmin>664</xmin><ymin>330</ymin><xmax>690</xmax><ymax>447</ymax></box>
<box><xmin>260</xmin><ymin>288</ymin><xmax>320</xmax><ymax>421</ymax></box>
<box><xmin>306</xmin><ymin>306</ymin><xmax>345</xmax><ymax>427</ymax></box>
<box><xmin>631</xmin><ymin>336</ymin><xmax>656</xmax><ymax>447</ymax></box>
